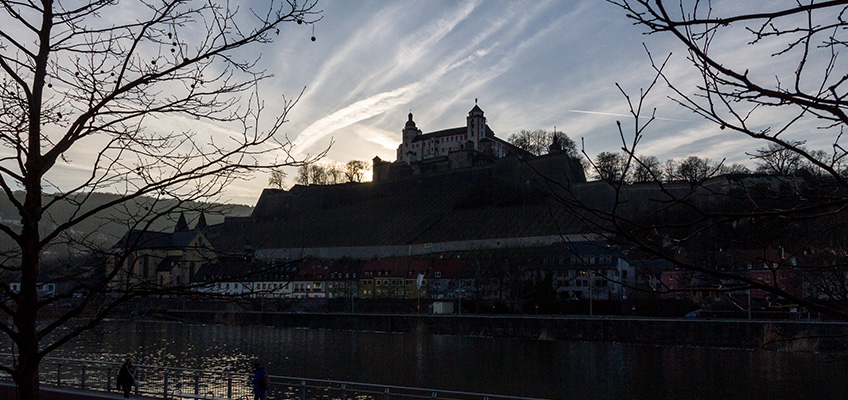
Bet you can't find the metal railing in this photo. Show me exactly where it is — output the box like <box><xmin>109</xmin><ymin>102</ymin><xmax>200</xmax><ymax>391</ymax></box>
<box><xmin>0</xmin><ymin>355</ymin><xmax>547</xmax><ymax>400</ymax></box>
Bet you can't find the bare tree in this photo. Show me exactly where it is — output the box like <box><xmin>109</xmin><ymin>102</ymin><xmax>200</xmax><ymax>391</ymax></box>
<box><xmin>0</xmin><ymin>1</ymin><xmax>323</xmax><ymax>398</ymax></box>
<box><xmin>592</xmin><ymin>151</ymin><xmax>626</xmax><ymax>182</ymax></box>
<box><xmin>676</xmin><ymin>156</ymin><xmax>716</xmax><ymax>183</ymax></box>
<box><xmin>508</xmin><ymin>129</ymin><xmax>578</xmax><ymax>157</ymax></box>
<box><xmin>552</xmin><ymin>0</ymin><xmax>848</xmax><ymax>318</ymax></box>
<box><xmin>749</xmin><ymin>141</ymin><xmax>815</xmax><ymax>176</ymax></box>
<box><xmin>344</xmin><ymin>160</ymin><xmax>370</xmax><ymax>183</ymax></box>
<box><xmin>268</xmin><ymin>168</ymin><xmax>288</xmax><ymax>189</ymax></box>
<box><xmin>631</xmin><ymin>155</ymin><xmax>663</xmax><ymax>183</ymax></box>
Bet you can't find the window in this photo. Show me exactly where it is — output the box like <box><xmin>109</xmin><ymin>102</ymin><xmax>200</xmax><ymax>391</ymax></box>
<box><xmin>435</xmin><ymin>271</ymin><xmax>442</xmax><ymax>278</ymax></box>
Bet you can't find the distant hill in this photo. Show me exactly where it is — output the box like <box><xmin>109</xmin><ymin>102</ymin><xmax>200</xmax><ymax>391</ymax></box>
<box><xmin>0</xmin><ymin>192</ymin><xmax>253</xmax><ymax>258</ymax></box>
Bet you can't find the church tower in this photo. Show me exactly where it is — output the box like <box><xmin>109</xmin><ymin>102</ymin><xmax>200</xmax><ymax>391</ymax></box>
<box><xmin>466</xmin><ymin>102</ymin><xmax>486</xmax><ymax>149</ymax></box>
<box><xmin>398</xmin><ymin>112</ymin><xmax>421</xmax><ymax>163</ymax></box>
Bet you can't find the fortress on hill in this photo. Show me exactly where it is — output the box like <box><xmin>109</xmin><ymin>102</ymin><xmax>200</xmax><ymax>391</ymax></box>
<box><xmin>372</xmin><ymin>104</ymin><xmax>536</xmax><ymax>181</ymax></box>
<box><xmin>208</xmin><ymin>103</ymin><xmax>591</xmax><ymax>259</ymax></box>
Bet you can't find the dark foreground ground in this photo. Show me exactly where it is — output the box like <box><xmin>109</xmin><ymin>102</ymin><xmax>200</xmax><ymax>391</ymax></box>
<box><xmin>0</xmin><ymin>383</ymin><xmax>158</xmax><ymax>400</ymax></box>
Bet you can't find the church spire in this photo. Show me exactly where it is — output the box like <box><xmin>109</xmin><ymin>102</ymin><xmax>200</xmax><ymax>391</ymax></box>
<box><xmin>195</xmin><ymin>211</ymin><xmax>208</xmax><ymax>232</ymax></box>
<box><xmin>174</xmin><ymin>212</ymin><xmax>189</xmax><ymax>233</ymax></box>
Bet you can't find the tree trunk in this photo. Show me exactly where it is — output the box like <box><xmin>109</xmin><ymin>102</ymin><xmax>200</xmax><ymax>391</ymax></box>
<box><xmin>13</xmin><ymin>346</ymin><xmax>41</xmax><ymax>400</ymax></box>
<box><xmin>15</xmin><ymin>193</ymin><xmax>44</xmax><ymax>400</ymax></box>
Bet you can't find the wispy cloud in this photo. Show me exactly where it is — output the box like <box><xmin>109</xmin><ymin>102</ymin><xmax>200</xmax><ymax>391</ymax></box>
<box><xmin>568</xmin><ymin>109</ymin><xmax>696</xmax><ymax>123</ymax></box>
<box><xmin>291</xmin><ymin>81</ymin><xmax>425</xmax><ymax>156</ymax></box>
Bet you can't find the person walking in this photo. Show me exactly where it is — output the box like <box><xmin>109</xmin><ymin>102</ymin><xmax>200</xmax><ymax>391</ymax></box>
<box><xmin>251</xmin><ymin>362</ymin><xmax>269</xmax><ymax>400</ymax></box>
<box><xmin>117</xmin><ymin>357</ymin><xmax>136</xmax><ymax>398</ymax></box>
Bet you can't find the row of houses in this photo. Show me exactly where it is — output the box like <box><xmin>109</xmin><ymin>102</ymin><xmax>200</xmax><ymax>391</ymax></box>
<box><xmin>101</xmin><ymin>213</ymin><xmax>811</xmax><ymax>310</ymax></box>
<box><xmin>9</xmin><ymin>211</ymin><xmax>805</xmax><ymax>313</ymax></box>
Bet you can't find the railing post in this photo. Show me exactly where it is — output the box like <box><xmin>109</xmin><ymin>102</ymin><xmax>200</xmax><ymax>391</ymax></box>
<box><xmin>340</xmin><ymin>383</ymin><xmax>346</xmax><ymax>400</ymax></box>
<box><xmin>107</xmin><ymin>367</ymin><xmax>113</xmax><ymax>392</ymax></box>
<box><xmin>80</xmin><ymin>364</ymin><xmax>86</xmax><ymax>389</ymax></box>
<box><xmin>163</xmin><ymin>368</ymin><xmax>170</xmax><ymax>398</ymax></box>
<box><xmin>301</xmin><ymin>380</ymin><xmax>307</xmax><ymax>400</ymax></box>
<box><xmin>194</xmin><ymin>371</ymin><xmax>200</xmax><ymax>395</ymax></box>
<box><xmin>384</xmin><ymin>387</ymin><xmax>391</xmax><ymax>400</ymax></box>
<box><xmin>227</xmin><ymin>373</ymin><xmax>232</xmax><ymax>398</ymax></box>
<box><xmin>57</xmin><ymin>364</ymin><xmax>62</xmax><ymax>387</ymax></box>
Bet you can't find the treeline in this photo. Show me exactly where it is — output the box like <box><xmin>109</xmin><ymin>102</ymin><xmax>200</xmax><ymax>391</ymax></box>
<box><xmin>292</xmin><ymin>160</ymin><xmax>371</xmax><ymax>186</ymax></box>
<box><xmin>592</xmin><ymin>141</ymin><xmax>848</xmax><ymax>184</ymax></box>
<box><xmin>508</xmin><ymin>130</ymin><xmax>848</xmax><ymax>183</ymax></box>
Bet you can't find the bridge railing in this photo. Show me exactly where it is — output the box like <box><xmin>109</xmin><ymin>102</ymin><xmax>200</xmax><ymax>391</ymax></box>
<box><xmin>0</xmin><ymin>355</ymin><xmax>547</xmax><ymax>400</ymax></box>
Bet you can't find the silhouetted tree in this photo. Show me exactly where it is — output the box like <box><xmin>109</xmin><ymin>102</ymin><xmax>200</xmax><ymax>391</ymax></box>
<box><xmin>544</xmin><ymin>1</ymin><xmax>848</xmax><ymax>319</ymax></box>
<box><xmin>565</xmin><ymin>0</ymin><xmax>848</xmax><ymax>318</ymax></box>
<box><xmin>0</xmin><ymin>1</ymin><xmax>322</xmax><ymax>398</ymax></box>
<box><xmin>345</xmin><ymin>160</ymin><xmax>371</xmax><ymax>183</ymax></box>
<box><xmin>269</xmin><ymin>169</ymin><xmax>288</xmax><ymax>189</ymax></box>
<box><xmin>676</xmin><ymin>156</ymin><xmax>715</xmax><ymax>183</ymax></box>
<box><xmin>509</xmin><ymin>129</ymin><xmax>578</xmax><ymax>157</ymax></box>
<box><xmin>593</xmin><ymin>152</ymin><xmax>626</xmax><ymax>182</ymax></box>
<box><xmin>631</xmin><ymin>155</ymin><xmax>663</xmax><ymax>183</ymax></box>
<box><xmin>750</xmin><ymin>142</ymin><xmax>809</xmax><ymax>176</ymax></box>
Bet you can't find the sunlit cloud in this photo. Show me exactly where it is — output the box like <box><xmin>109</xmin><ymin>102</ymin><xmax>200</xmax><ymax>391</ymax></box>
<box><xmin>290</xmin><ymin>82</ymin><xmax>425</xmax><ymax>157</ymax></box>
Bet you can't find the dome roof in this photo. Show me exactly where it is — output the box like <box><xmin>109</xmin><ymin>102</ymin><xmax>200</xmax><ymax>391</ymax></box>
<box><xmin>405</xmin><ymin>112</ymin><xmax>417</xmax><ymax>128</ymax></box>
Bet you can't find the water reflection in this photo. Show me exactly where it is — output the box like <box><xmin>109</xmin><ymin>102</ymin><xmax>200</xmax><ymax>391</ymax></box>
<box><xmin>3</xmin><ymin>319</ymin><xmax>846</xmax><ymax>399</ymax></box>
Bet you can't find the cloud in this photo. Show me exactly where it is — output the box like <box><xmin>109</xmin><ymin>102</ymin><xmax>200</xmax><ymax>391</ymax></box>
<box><xmin>290</xmin><ymin>81</ymin><xmax>425</xmax><ymax>157</ymax></box>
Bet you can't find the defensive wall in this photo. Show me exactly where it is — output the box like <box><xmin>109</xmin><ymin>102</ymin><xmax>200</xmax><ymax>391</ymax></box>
<box><xmin>163</xmin><ymin>310</ymin><xmax>848</xmax><ymax>351</ymax></box>
<box><xmin>254</xmin><ymin>234</ymin><xmax>601</xmax><ymax>259</ymax></box>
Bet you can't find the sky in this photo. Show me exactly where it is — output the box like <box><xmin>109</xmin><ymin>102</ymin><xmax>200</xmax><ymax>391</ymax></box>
<box><xmin>226</xmin><ymin>1</ymin><xmax>703</xmax><ymax>205</ymax></box>
<box><xmin>20</xmin><ymin>1</ymin><xmax>839</xmax><ymax>206</ymax></box>
<box><xmin>229</xmin><ymin>0</ymin><xmax>838</xmax><ymax>207</ymax></box>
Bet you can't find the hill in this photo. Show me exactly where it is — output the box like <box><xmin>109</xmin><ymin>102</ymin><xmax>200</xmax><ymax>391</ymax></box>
<box><xmin>0</xmin><ymin>192</ymin><xmax>253</xmax><ymax>258</ymax></box>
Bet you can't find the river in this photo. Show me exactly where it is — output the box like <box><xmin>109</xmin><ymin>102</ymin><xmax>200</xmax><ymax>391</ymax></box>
<box><xmin>10</xmin><ymin>319</ymin><xmax>848</xmax><ymax>399</ymax></box>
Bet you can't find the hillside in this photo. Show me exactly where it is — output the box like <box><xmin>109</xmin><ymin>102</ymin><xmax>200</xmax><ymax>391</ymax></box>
<box><xmin>0</xmin><ymin>192</ymin><xmax>253</xmax><ymax>258</ymax></box>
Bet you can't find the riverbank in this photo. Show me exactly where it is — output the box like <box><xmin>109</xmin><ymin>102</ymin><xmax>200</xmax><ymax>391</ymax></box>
<box><xmin>161</xmin><ymin>310</ymin><xmax>848</xmax><ymax>351</ymax></box>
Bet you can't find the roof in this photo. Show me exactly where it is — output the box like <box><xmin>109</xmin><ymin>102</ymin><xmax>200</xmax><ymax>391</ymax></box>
<box><xmin>411</xmin><ymin>127</ymin><xmax>467</xmax><ymax>142</ymax></box>
<box><xmin>361</xmin><ymin>257</ymin><xmax>430</xmax><ymax>278</ymax></box>
<box><xmin>113</xmin><ymin>229</ymin><xmax>203</xmax><ymax>250</ymax></box>
<box><xmin>192</xmin><ymin>256</ymin><xmax>299</xmax><ymax>283</ymax></box>
<box><xmin>533</xmin><ymin>241</ymin><xmax>625</xmax><ymax>270</ymax></box>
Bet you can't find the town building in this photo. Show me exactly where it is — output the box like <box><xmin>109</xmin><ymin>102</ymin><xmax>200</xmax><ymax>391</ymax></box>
<box><xmin>113</xmin><ymin>212</ymin><xmax>215</xmax><ymax>289</ymax></box>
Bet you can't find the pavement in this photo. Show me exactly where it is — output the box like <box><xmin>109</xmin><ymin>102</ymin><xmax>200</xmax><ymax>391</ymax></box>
<box><xmin>0</xmin><ymin>383</ymin><xmax>161</xmax><ymax>400</ymax></box>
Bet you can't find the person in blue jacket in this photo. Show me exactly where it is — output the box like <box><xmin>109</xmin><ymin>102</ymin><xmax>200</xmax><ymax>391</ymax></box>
<box><xmin>251</xmin><ymin>362</ymin><xmax>269</xmax><ymax>400</ymax></box>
